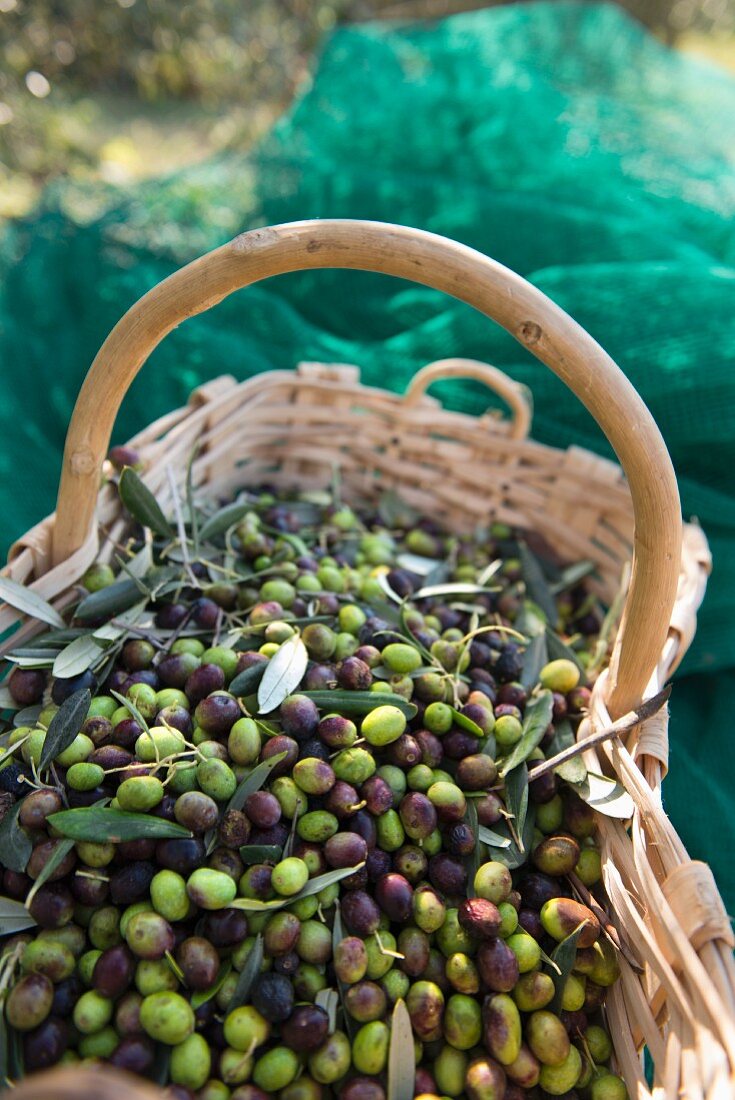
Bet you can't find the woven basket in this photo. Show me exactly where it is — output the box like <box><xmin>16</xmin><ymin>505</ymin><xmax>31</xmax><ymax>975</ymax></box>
<box><xmin>2</xmin><ymin>221</ymin><xmax>733</xmax><ymax>1100</ymax></box>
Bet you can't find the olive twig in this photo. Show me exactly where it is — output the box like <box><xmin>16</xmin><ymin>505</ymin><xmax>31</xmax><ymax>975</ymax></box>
<box><xmin>526</xmin><ymin>685</ymin><xmax>672</xmax><ymax>783</ymax></box>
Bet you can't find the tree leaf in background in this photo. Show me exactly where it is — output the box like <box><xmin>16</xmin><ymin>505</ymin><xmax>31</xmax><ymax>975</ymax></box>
<box><xmin>521</xmin><ymin>631</ymin><xmax>548</xmax><ymax>690</ymax></box>
<box><xmin>226</xmin><ymin>752</ymin><xmax>288</xmax><ymax>813</ymax></box>
<box><xmin>47</xmin><ymin>808</ymin><xmax>192</xmax><ymax>842</ymax></box>
<box><xmin>388</xmin><ymin>999</ymin><xmax>415</xmax><ymax>1100</ymax></box>
<box><xmin>257</xmin><ymin>634</ymin><xmax>308</xmax><ymax>713</ymax></box>
<box><xmin>226</xmin><ymin>934</ymin><xmax>264</xmax><ymax>1011</ymax></box>
<box><xmin>119</xmin><ymin>467</ymin><xmax>174</xmax><ymax>539</ymax></box>
<box><xmin>300</xmin><ymin>691</ymin><xmax>417</xmax><ymax>719</ymax></box>
<box><xmin>39</xmin><ymin>688</ymin><xmax>91</xmax><ymax>771</ymax></box>
<box><xmin>518</xmin><ymin>541</ymin><xmax>558</xmax><ymax>627</ymax></box>
<box><xmin>0</xmin><ymin>577</ymin><xmax>65</xmax><ymax>629</ymax></box>
<box><xmin>499</xmin><ymin>690</ymin><xmax>554</xmax><ymax>776</ymax></box>
<box><xmin>0</xmin><ymin>804</ymin><xmax>31</xmax><ymax>874</ymax></box>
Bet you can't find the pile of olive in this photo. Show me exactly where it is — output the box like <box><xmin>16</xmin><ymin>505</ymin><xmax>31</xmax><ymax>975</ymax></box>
<box><xmin>0</xmin><ymin>482</ymin><xmax>627</xmax><ymax>1100</ymax></box>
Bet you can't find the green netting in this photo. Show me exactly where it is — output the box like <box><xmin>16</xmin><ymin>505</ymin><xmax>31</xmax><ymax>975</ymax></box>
<box><xmin>1</xmin><ymin>0</ymin><xmax>735</xmax><ymax>909</ymax></box>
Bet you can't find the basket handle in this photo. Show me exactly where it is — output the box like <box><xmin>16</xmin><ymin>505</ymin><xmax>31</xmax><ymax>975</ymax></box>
<box><xmin>52</xmin><ymin>219</ymin><xmax>681</xmax><ymax>717</ymax></box>
<box><xmin>404</xmin><ymin>357</ymin><xmax>532</xmax><ymax>440</ymax></box>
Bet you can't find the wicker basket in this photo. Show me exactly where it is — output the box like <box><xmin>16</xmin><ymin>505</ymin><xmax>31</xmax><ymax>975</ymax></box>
<box><xmin>2</xmin><ymin>221</ymin><xmax>733</xmax><ymax>1100</ymax></box>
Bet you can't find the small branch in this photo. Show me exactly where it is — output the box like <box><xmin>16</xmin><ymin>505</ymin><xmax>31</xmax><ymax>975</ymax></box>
<box><xmin>568</xmin><ymin>872</ymin><xmax>643</xmax><ymax>974</ymax></box>
<box><xmin>527</xmin><ymin>685</ymin><xmax>671</xmax><ymax>783</ymax></box>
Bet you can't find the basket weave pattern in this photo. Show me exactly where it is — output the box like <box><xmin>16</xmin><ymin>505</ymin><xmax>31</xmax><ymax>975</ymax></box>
<box><xmin>1</xmin><ymin>220</ymin><xmax>733</xmax><ymax>1099</ymax></box>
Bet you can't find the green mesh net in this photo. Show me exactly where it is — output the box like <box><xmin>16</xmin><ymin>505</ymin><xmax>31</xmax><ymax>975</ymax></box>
<box><xmin>1</xmin><ymin>0</ymin><xmax>734</xmax><ymax>908</ymax></box>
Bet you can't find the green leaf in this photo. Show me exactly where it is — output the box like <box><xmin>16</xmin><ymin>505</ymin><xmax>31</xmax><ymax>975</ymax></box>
<box><xmin>0</xmin><ymin>577</ymin><xmax>65</xmax><ymax>629</ymax></box>
<box><xmin>300</xmin><ymin>691</ymin><xmax>417</xmax><ymax>720</ymax></box>
<box><xmin>0</xmin><ymin>896</ymin><xmax>36</xmax><ymax>936</ymax></box>
<box><xmin>518</xmin><ymin>541</ymin><xmax>558</xmax><ymax>627</ymax></box>
<box><xmin>0</xmin><ymin>996</ymin><xmax>7</xmax><ymax>1084</ymax></box>
<box><xmin>521</xmin><ymin>631</ymin><xmax>549</xmax><ymax>690</ymax></box>
<box><xmin>229</xmin><ymin>661</ymin><xmax>267</xmax><ymax>698</ymax></box>
<box><xmin>226</xmin><ymin>933</ymin><xmax>264</xmax><ymax>1011</ymax></box>
<box><xmin>110</xmin><ymin>688</ymin><xmax>150</xmax><ymax>733</ymax></box>
<box><xmin>47</xmin><ymin>808</ymin><xmax>192</xmax><ymax>842</ymax></box>
<box><xmin>51</xmin><ymin>635</ymin><xmax>106</xmax><ymax>679</ymax></box>
<box><xmin>413</xmin><ymin>582</ymin><xmax>499</xmax><ymax>600</ymax></box>
<box><xmin>150</xmin><ymin>1044</ymin><xmax>170</xmax><ymax>1087</ymax></box>
<box><xmin>377</xmin><ymin>490</ymin><xmax>418</xmax><ymax>529</ymax></box>
<box><xmin>0</xmin><ymin>686</ymin><xmax>19</xmax><ymax>712</ymax></box>
<box><xmin>0</xmin><ymin>804</ymin><xmax>31</xmax><ymax>874</ymax></box>
<box><xmin>75</xmin><ymin>577</ymin><xmax>146</xmax><ymax>622</ymax></box>
<box><xmin>8</xmin><ymin>1022</ymin><xmax>23</xmax><ymax>1080</ymax></box>
<box><xmin>477</xmin><ymin>825</ymin><xmax>512</xmax><ymax>849</ymax></box>
<box><xmin>199</xmin><ymin>502</ymin><xmax>253</xmax><ymax>544</ymax></box>
<box><xmin>315</xmin><ymin>987</ymin><xmax>339</xmax><ymax>1034</ymax></box>
<box><xmin>229</xmin><ymin>863</ymin><xmax>365</xmax><ymax>913</ymax></box>
<box><xmin>24</xmin><ymin>840</ymin><xmax>75</xmax><ymax>907</ymax></box>
<box><xmin>550</xmin><ymin>560</ymin><xmax>596</xmax><ymax>595</ymax></box>
<box><xmin>480</xmin><ymin>807</ymin><xmax>536</xmax><ymax>870</ymax></box>
<box><xmin>449</xmin><ymin>707</ymin><xmax>484</xmax><ymax>738</ymax></box>
<box><xmin>513</xmin><ymin>600</ymin><xmax>548</xmax><ymax>639</ymax></box>
<box><xmin>257</xmin><ymin>634</ymin><xmax>308</xmax><ymax>714</ymax></box>
<box><xmin>119</xmin><ymin>467</ymin><xmax>174</xmax><ymax>538</ymax></box>
<box><xmin>39</xmin><ymin>688</ymin><xmax>92</xmax><ymax>771</ymax></box>
<box><xmin>239</xmin><ymin>845</ymin><xmax>283</xmax><ymax>865</ymax></box>
<box><xmin>499</xmin><ymin>690</ymin><xmax>554</xmax><ymax>776</ymax></box>
<box><xmin>191</xmin><ymin>959</ymin><xmax>232</xmax><ymax>1009</ymax></box>
<box><xmin>465</xmin><ymin>798</ymin><xmax>480</xmax><ymax>898</ymax></box>
<box><xmin>544</xmin><ymin>719</ymin><xmax>587</xmax><ymax>784</ymax></box>
<box><xmin>545</xmin><ymin>626</ymin><xmax>585</xmax><ymax>673</ymax></box>
<box><xmin>226</xmin><ymin>752</ymin><xmax>288</xmax><ymax>814</ymax></box>
<box><xmin>395</xmin><ymin>552</ymin><xmax>448</xmax><ymax>582</ymax></box>
<box><xmin>548</xmin><ymin>922</ymin><xmax>588</xmax><ymax>1014</ymax></box>
<box><xmin>569</xmin><ymin>772</ymin><xmax>634</xmax><ymax>819</ymax></box>
<box><xmin>504</xmin><ymin>764</ymin><xmax>529</xmax><ymax>849</ymax></box>
<box><xmin>388</xmin><ymin>999</ymin><xmax>415</xmax><ymax>1100</ymax></box>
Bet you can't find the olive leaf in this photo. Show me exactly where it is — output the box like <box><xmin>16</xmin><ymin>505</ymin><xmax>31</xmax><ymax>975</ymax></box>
<box><xmin>75</xmin><ymin>577</ymin><xmax>146</xmax><ymax>622</ymax></box>
<box><xmin>550</xmin><ymin>560</ymin><xmax>596</xmax><ymax>594</ymax></box>
<box><xmin>0</xmin><ymin>803</ymin><xmax>31</xmax><ymax>874</ymax></box>
<box><xmin>228</xmin><ymin>661</ymin><xmax>267</xmax><ymax>698</ymax></box>
<box><xmin>0</xmin><ymin>997</ymin><xmax>7</xmax><ymax>1083</ymax></box>
<box><xmin>24</xmin><ymin>840</ymin><xmax>75</xmax><ymax>907</ymax></box>
<box><xmin>190</xmin><ymin>960</ymin><xmax>232</xmax><ymax>1009</ymax></box>
<box><xmin>226</xmin><ymin>934</ymin><xmax>264</xmax><ymax>1011</ymax></box>
<box><xmin>377</xmin><ymin>490</ymin><xmax>419</xmax><ymax>529</ymax></box>
<box><xmin>47</xmin><ymin>808</ymin><xmax>192</xmax><ymax>842</ymax></box>
<box><xmin>119</xmin><ymin>466</ymin><xmax>174</xmax><ymax>539</ymax></box>
<box><xmin>517</xmin><ymin>541</ymin><xmax>558</xmax><ymax>626</ymax></box>
<box><xmin>521</xmin><ymin>631</ymin><xmax>549</xmax><ymax>690</ymax></box>
<box><xmin>110</xmin><ymin>688</ymin><xmax>150</xmax><ymax>733</ymax></box>
<box><xmin>0</xmin><ymin>577</ymin><xmax>65</xmax><ymax>629</ymax></box>
<box><xmin>477</xmin><ymin>825</ymin><xmax>512</xmax><ymax>849</ymax></box>
<box><xmin>480</xmin><ymin>807</ymin><xmax>536</xmax><ymax>870</ymax></box>
<box><xmin>315</xmin><ymin>988</ymin><xmax>339</xmax><ymax>1034</ymax></box>
<box><xmin>413</xmin><ymin>582</ymin><xmax>499</xmax><ymax>600</ymax></box>
<box><xmin>465</xmin><ymin>797</ymin><xmax>481</xmax><ymax>898</ymax></box>
<box><xmin>545</xmin><ymin>719</ymin><xmax>587</xmax><ymax>784</ymax></box>
<box><xmin>569</xmin><ymin>772</ymin><xmax>634</xmax><ymax>819</ymax></box>
<box><xmin>39</xmin><ymin>688</ymin><xmax>92</xmax><ymax>771</ymax></box>
<box><xmin>239</xmin><ymin>845</ymin><xmax>283</xmax><ymax>865</ymax></box>
<box><xmin>504</xmin><ymin>764</ymin><xmax>529</xmax><ymax>850</ymax></box>
<box><xmin>395</xmin><ymin>552</ymin><xmax>446</xmax><ymax>579</ymax></box>
<box><xmin>51</xmin><ymin>635</ymin><xmax>107</xmax><ymax>680</ymax></box>
<box><xmin>300</xmin><ymin>691</ymin><xmax>417</xmax><ymax>720</ymax></box>
<box><xmin>449</xmin><ymin>707</ymin><xmax>484</xmax><ymax>738</ymax></box>
<box><xmin>388</xmin><ymin>999</ymin><xmax>415</xmax><ymax>1100</ymax></box>
<box><xmin>257</xmin><ymin>634</ymin><xmax>308</xmax><ymax>714</ymax></box>
<box><xmin>12</xmin><ymin>705</ymin><xmax>43</xmax><ymax>728</ymax></box>
<box><xmin>545</xmin><ymin>626</ymin><xmax>585</xmax><ymax>673</ymax></box>
<box><xmin>0</xmin><ymin>896</ymin><xmax>37</xmax><ymax>936</ymax></box>
<box><xmin>0</xmin><ymin>686</ymin><xmax>18</xmax><ymax>712</ymax></box>
<box><xmin>199</xmin><ymin>502</ymin><xmax>252</xmax><ymax>544</ymax></box>
<box><xmin>150</xmin><ymin>1044</ymin><xmax>170</xmax><ymax>1087</ymax></box>
<box><xmin>226</xmin><ymin>751</ymin><xmax>288</xmax><ymax>814</ymax></box>
<box><xmin>547</xmin><ymin>921</ymin><xmax>588</xmax><ymax>1014</ymax></box>
<box><xmin>229</xmin><ymin>863</ymin><xmax>365</xmax><ymax>913</ymax></box>
<box><xmin>498</xmin><ymin>690</ymin><xmax>554</xmax><ymax>777</ymax></box>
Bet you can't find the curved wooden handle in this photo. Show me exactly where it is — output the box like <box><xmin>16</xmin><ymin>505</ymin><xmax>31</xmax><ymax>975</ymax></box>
<box><xmin>52</xmin><ymin>219</ymin><xmax>681</xmax><ymax>717</ymax></box>
<box><xmin>3</xmin><ymin>1065</ymin><xmax>162</xmax><ymax>1100</ymax></box>
<box><xmin>405</xmin><ymin>358</ymin><xmax>532</xmax><ymax>440</ymax></box>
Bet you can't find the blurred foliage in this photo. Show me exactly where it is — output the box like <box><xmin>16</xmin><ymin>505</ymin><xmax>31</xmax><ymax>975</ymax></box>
<box><xmin>0</xmin><ymin>0</ymin><xmax>734</xmax><ymax>216</ymax></box>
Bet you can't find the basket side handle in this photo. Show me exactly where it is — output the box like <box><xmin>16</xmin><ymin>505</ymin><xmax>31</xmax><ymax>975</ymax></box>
<box><xmin>405</xmin><ymin>358</ymin><xmax>532</xmax><ymax>440</ymax></box>
<box><xmin>52</xmin><ymin>219</ymin><xmax>681</xmax><ymax>718</ymax></box>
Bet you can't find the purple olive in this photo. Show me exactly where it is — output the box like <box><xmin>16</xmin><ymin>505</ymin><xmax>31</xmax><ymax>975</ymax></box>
<box><xmin>341</xmin><ymin>890</ymin><xmax>381</xmax><ymax>936</ymax></box>
<box><xmin>477</xmin><ymin>938</ymin><xmax>520</xmax><ymax>992</ymax></box>
<box><xmin>9</xmin><ymin>668</ymin><xmax>46</xmax><ymax>705</ymax></box>
<box><xmin>392</xmin><ymin>845</ymin><xmax>428</xmax><ymax>884</ymax></box>
<box><xmin>337</xmin><ymin>657</ymin><xmax>372</xmax><ymax>691</ymax></box>
<box><xmin>399</xmin><ymin>792</ymin><xmax>437</xmax><ymax>840</ymax></box>
<box><xmin>93</xmin><ymin>944</ymin><xmax>135</xmax><ymax>998</ymax></box>
<box><xmin>375</xmin><ymin>873</ymin><xmax>414</xmax><ymax>923</ymax></box>
<box><xmin>428</xmin><ymin>853</ymin><xmax>467</xmax><ymax>896</ymax></box>
<box><xmin>184</xmin><ymin>663</ymin><xmax>225</xmax><ymax>704</ymax></box>
<box><xmin>324</xmin><ymin>832</ymin><xmax>368</xmax><ymax>869</ymax></box>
